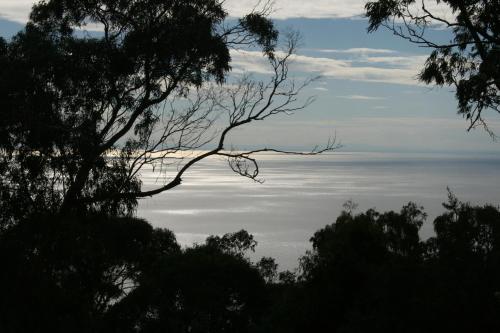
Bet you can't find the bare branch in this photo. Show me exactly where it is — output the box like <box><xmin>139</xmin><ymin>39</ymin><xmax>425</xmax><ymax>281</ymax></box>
<box><xmin>83</xmin><ymin>33</ymin><xmax>339</xmax><ymax>203</ymax></box>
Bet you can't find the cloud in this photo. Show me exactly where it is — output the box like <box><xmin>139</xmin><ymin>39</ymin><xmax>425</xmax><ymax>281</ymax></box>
<box><xmin>337</xmin><ymin>95</ymin><xmax>386</xmax><ymax>100</ymax></box>
<box><xmin>225</xmin><ymin>0</ymin><xmax>366</xmax><ymax>19</ymax></box>
<box><xmin>362</xmin><ymin>56</ymin><xmax>427</xmax><ymax>67</ymax></box>
<box><xmin>2</xmin><ymin>0</ymin><xmax>366</xmax><ymax>23</ymax></box>
<box><xmin>317</xmin><ymin>48</ymin><xmax>397</xmax><ymax>55</ymax></box>
<box><xmin>0</xmin><ymin>0</ymin><xmax>33</xmax><ymax>23</ymax></box>
<box><xmin>230</xmin><ymin>49</ymin><xmax>426</xmax><ymax>86</ymax></box>
<box><xmin>314</xmin><ymin>49</ymin><xmax>428</xmax><ymax>69</ymax></box>
<box><xmin>314</xmin><ymin>87</ymin><xmax>329</xmax><ymax>92</ymax></box>
<box><xmin>226</xmin><ymin>0</ymin><xmax>454</xmax><ymax>22</ymax></box>
<box><xmin>1</xmin><ymin>0</ymin><xmax>454</xmax><ymax>23</ymax></box>
<box><xmin>150</xmin><ymin>205</ymin><xmax>267</xmax><ymax>216</ymax></box>
<box><xmin>230</xmin><ymin>50</ymin><xmax>275</xmax><ymax>75</ymax></box>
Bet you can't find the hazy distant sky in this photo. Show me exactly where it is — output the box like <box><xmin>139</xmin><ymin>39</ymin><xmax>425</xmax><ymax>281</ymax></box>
<box><xmin>1</xmin><ymin>0</ymin><xmax>499</xmax><ymax>153</ymax></box>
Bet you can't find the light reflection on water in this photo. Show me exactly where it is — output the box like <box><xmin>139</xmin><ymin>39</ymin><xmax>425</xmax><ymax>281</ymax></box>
<box><xmin>137</xmin><ymin>152</ymin><xmax>500</xmax><ymax>270</ymax></box>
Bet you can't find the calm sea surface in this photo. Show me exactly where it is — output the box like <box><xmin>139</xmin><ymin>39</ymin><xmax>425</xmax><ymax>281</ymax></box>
<box><xmin>137</xmin><ymin>152</ymin><xmax>500</xmax><ymax>270</ymax></box>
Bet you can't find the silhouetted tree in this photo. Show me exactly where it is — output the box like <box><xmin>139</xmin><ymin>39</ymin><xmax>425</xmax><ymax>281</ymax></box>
<box><xmin>256</xmin><ymin>257</ymin><xmax>278</xmax><ymax>283</ymax></box>
<box><xmin>422</xmin><ymin>191</ymin><xmax>500</xmax><ymax>332</ymax></box>
<box><xmin>277</xmin><ymin>270</ymin><xmax>296</xmax><ymax>285</ymax></box>
<box><xmin>2</xmin><ymin>195</ymin><xmax>500</xmax><ymax>332</ymax></box>
<box><xmin>206</xmin><ymin>229</ymin><xmax>257</xmax><ymax>257</ymax></box>
<box><xmin>105</xmin><ymin>232</ymin><xmax>266</xmax><ymax>333</ymax></box>
<box><xmin>0</xmin><ymin>214</ymin><xmax>180</xmax><ymax>333</ymax></box>
<box><xmin>366</xmin><ymin>0</ymin><xmax>500</xmax><ymax>135</ymax></box>
<box><xmin>0</xmin><ymin>0</ymin><xmax>337</xmax><ymax>226</ymax></box>
<box><xmin>293</xmin><ymin>203</ymin><xmax>428</xmax><ymax>333</ymax></box>
<box><xmin>263</xmin><ymin>197</ymin><xmax>500</xmax><ymax>333</ymax></box>
<box><xmin>0</xmin><ymin>218</ymin><xmax>276</xmax><ymax>333</ymax></box>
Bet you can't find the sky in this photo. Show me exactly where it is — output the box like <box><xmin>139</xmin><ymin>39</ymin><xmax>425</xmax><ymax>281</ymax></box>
<box><xmin>1</xmin><ymin>0</ymin><xmax>499</xmax><ymax>153</ymax></box>
<box><xmin>1</xmin><ymin>0</ymin><xmax>499</xmax><ymax>269</ymax></box>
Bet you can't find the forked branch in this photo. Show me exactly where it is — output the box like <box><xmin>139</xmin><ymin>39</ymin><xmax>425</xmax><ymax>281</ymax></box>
<box><xmin>86</xmin><ymin>34</ymin><xmax>339</xmax><ymax>203</ymax></box>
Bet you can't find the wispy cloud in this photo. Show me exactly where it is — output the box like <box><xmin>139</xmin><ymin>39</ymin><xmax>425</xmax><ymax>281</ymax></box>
<box><xmin>314</xmin><ymin>87</ymin><xmax>329</xmax><ymax>92</ymax></box>
<box><xmin>317</xmin><ymin>48</ymin><xmax>397</xmax><ymax>55</ymax></box>
<box><xmin>225</xmin><ymin>0</ymin><xmax>366</xmax><ymax>19</ymax></box>
<box><xmin>315</xmin><ymin>48</ymin><xmax>427</xmax><ymax>69</ymax></box>
<box><xmin>230</xmin><ymin>49</ymin><xmax>426</xmax><ymax>86</ymax></box>
<box><xmin>3</xmin><ymin>0</ymin><xmax>365</xmax><ymax>23</ymax></box>
<box><xmin>1</xmin><ymin>0</ymin><xmax>454</xmax><ymax>23</ymax></box>
<box><xmin>0</xmin><ymin>0</ymin><xmax>32</xmax><ymax>23</ymax></box>
<box><xmin>337</xmin><ymin>95</ymin><xmax>386</xmax><ymax>100</ymax></box>
<box><xmin>226</xmin><ymin>0</ymin><xmax>454</xmax><ymax>22</ymax></box>
<box><xmin>362</xmin><ymin>56</ymin><xmax>427</xmax><ymax>68</ymax></box>
<box><xmin>151</xmin><ymin>206</ymin><xmax>264</xmax><ymax>216</ymax></box>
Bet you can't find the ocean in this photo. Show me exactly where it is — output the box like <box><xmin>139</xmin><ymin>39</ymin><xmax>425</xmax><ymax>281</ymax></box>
<box><xmin>137</xmin><ymin>152</ymin><xmax>500</xmax><ymax>270</ymax></box>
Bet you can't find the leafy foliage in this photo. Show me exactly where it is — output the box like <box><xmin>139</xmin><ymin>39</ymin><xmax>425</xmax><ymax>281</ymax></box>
<box><xmin>107</xmin><ymin>239</ymin><xmax>266</xmax><ymax>333</ymax></box>
<box><xmin>265</xmin><ymin>197</ymin><xmax>500</xmax><ymax>333</ymax></box>
<box><xmin>0</xmin><ymin>0</ymin><xmax>280</xmax><ymax>225</ymax></box>
<box><xmin>206</xmin><ymin>229</ymin><xmax>257</xmax><ymax>257</ymax></box>
<box><xmin>366</xmin><ymin>0</ymin><xmax>500</xmax><ymax>134</ymax></box>
<box><xmin>1</xmin><ymin>196</ymin><xmax>500</xmax><ymax>332</ymax></box>
<box><xmin>0</xmin><ymin>214</ymin><xmax>179</xmax><ymax>332</ymax></box>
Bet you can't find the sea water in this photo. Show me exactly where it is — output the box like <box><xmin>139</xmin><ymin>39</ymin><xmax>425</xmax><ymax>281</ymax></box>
<box><xmin>137</xmin><ymin>152</ymin><xmax>500</xmax><ymax>270</ymax></box>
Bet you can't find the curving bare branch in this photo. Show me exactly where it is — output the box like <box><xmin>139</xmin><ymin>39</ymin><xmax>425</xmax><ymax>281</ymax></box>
<box><xmin>83</xmin><ymin>33</ymin><xmax>339</xmax><ymax>204</ymax></box>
